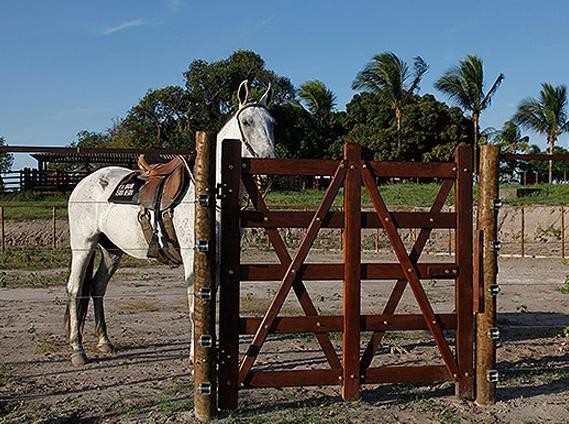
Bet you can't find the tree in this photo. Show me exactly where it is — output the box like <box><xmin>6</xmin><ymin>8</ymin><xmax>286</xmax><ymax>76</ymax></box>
<box><xmin>297</xmin><ymin>80</ymin><xmax>337</xmax><ymax>125</ymax></box>
<box><xmin>434</xmin><ymin>55</ymin><xmax>504</xmax><ymax>171</ymax></box>
<box><xmin>343</xmin><ymin>92</ymin><xmax>471</xmax><ymax>161</ymax></box>
<box><xmin>352</xmin><ymin>52</ymin><xmax>428</xmax><ymax>143</ymax></box>
<box><xmin>513</xmin><ymin>83</ymin><xmax>569</xmax><ymax>183</ymax></box>
<box><xmin>0</xmin><ymin>136</ymin><xmax>14</xmax><ymax>173</ymax></box>
<box><xmin>183</xmin><ymin>50</ymin><xmax>295</xmax><ymax>132</ymax></box>
<box><xmin>490</xmin><ymin>121</ymin><xmax>530</xmax><ymax>180</ymax></box>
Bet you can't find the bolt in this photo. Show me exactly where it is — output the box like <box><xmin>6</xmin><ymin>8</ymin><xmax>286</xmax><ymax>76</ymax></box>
<box><xmin>385</xmin><ymin>217</ymin><xmax>389</xmax><ymax>222</ymax></box>
<box><xmin>228</xmin><ymin>164</ymin><xmax>234</xmax><ymax>170</ymax></box>
<box><xmin>291</xmin><ymin>269</ymin><xmax>296</xmax><ymax>274</ymax></box>
<box><xmin>241</xmin><ymin>163</ymin><xmax>247</xmax><ymax>168</ymax></box>
<box><xmin>316</xmin><ymin>322</ymin><xmax>322</xmax><ymax>327</ymax></box>
<box><xmin>263</xmin><ymin>216</ymin><xmax>269</xmax><ymax>222</ymax></box>
<box><xmin>445</xmin><ymin>269</ymin><xmax>450</xmax><ymax>274</ymax></box>
<box><xmin>228</xmin><ymin>269</ymin><xmax>234</xmax><ymax>275</ymax></box>
<box><xmin>463</xmin><ymin>168</ymin><xmax>468</xmax><ymax>172</ymax></box>
<box><xmin>453</xmin><ymin>373</ymin><xmax>458</xmax><ymax>378</ymax></box>
<box><xmin>227</xmin><ymin>380</ymin><xmax>231</xmax><ymax>386</ymax></box>
<box><xmin>240</xmin><ymin>383</ymin><xmax>245</xmax><ymax>387</ymax></box>
<box><xmin>350</xmin><ymin>374</ymin><xmax>355</xmax><ymax>379</ymax></box>
<box><xmin>383</xmin><ymin>320</ymin><xmax>389</xmax><ymax>325</ymax></box>
<box><xmin>465</xmin><ymin>372</ymin><xmax>469</xmax><ymax>377</ymax></box>
<box><xmin>432</xmin><ymin>320</ymin><xmax>436</xmax><ymax>324</ymax></box>
<box><xmin>316</xmin><ymin>217</ymin><xmax>321</xmax><ymax>222</ymax></box>
<box><xmin>452</xmin><ymin>167</ymin><xmax>457</xmax><ymax>171</ymax></box>
<box><xmin>362</xmin><ymin>164</ymin><xmax>367</xmax><ymax>168</ymax></box>
<box><xmin>429</xmin><ymin>218</ymin><xmax>434</xmax><ymax>223</ymax></box>
<box><xmin>350</xmin><ymin>165</ymin><xmax>355</xmax><ymax>169</ymax></box>
<box><xmin>264</xmin><ymin>325</ymin><xmax>269</xmax><ymax>329</ymax></box>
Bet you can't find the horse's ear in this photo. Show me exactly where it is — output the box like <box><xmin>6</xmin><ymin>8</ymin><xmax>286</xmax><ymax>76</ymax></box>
<box><xmin>238</xmin><ymin>80</ymin><xmax>249</xmax><ymax>107</ymax></box>
<box><xmin>259</xmin><ymin>83</ymin><xmax>273</xmax><ymax>107</ymax></box>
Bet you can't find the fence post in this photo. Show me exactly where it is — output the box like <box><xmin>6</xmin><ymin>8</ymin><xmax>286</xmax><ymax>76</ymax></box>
<box><xmin>562</xmin><ymin>206</ymin><xmax>565</xmax><ymax>259</ymax></box>
<box><xmin>475</xmin><ymin>144</ymin><xmax>500</xmax><ymax>405</ymax></box>
<box><xmin>342</xmin><ymin>142</ymin><xmax>361</xmax><ymax>401</ymax></box>
<box><xmin>193</xmin><ymin>131</ymin><xmax>217</xmax><ymax>421</ymax></box>
<box><xmin>0</xmin><ymin>206</ymin><xmax>4</xmax><ymax>251</ymax></box>
<box><xmin>52</xmin><ymin>206</ymin><xmax>57</xmax><ymax>249</ymax></box>
<box><xmin>521</xmin><ymin>207</ymin><xmax>525</xmax><ymax>258</ymax></box>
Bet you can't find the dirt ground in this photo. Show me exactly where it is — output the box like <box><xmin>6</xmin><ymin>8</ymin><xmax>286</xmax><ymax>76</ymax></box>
<box><xmin>2</xmin><ymin>251</ymin><xmax>569</xmax><ymax>423</ymax></box>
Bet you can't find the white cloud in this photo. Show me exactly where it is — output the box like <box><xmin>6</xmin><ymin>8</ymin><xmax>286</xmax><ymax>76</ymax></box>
<box><xmin>100</xmin><ymin>19</ymin><xmax>146</xmax><ymax>35</ymax></box>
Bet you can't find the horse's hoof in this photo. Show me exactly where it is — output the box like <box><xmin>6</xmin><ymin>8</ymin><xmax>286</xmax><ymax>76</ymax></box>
<box><xmin>71</xmin><ymin>350</ymin><xmax>88</xmax><ymax>367</ymax></box>
<box><xmin>97</xmin><ymin>342</ymin><xmax>115</xmax><ymax>354</ymax></box>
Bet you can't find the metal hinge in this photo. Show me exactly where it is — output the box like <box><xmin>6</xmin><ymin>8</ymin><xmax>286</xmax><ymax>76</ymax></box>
<box><xmin>196</xmin><ymin>240</ymin><xmax>209</xmax><ymax>252</ymax></box>
<box><xmin>198</xmin><ymin>382</ymin><xmax>212</xmax><ymax>395</ymax></box>
<box><xmin>199</xmin><ymin>335</ymin><xmax>213</xmax><ymax>347</ymax></box>
<box><xmin>487</xmin><ymin>369</ymin><xmax>499</xmax><ymax>382</ymax></box>
<box><xmin>197</xmin><ymin>193</ymin><xmax>211</xmax><ymax>207</ymax></box>
<box><xmin>216</xmin><ymin>183</ymin><xmax>228</xmax><ymax>199</ymax></box>
<box><xmin>197</xmin><ymin>287</ymin><xmax>213</xmax><ymax>300</ymax></box>
<box><xmin>488</xmin><ymin>327</ymin><xmax>501</xmax><ymax>340</ymax></box>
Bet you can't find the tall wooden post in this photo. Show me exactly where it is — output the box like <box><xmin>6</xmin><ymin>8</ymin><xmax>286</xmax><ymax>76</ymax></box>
<box><xmin>0</xmin><ymin>206</ymin><xmax>4</xmax><ymax>251</ymax></box>
<box><xmin>217</xmin><ymin>139</ymin><xmax>242</xmax><ymax>410</ymax></box>
<box><xmin>521</xmin><ymin>207</ymin><xmax>525</xmax><ymax>258</ymax></box>
<box><xmin>342</xmin><ymin>143</ymin><xmax>361</xmax><ymax>401</ymax></box>
<box><xmin>561</xmin><ymin>206</ymin><xmax>565</xmax><ymax>259</ymax></box>
<box><xmin>455</xmin><ymin>144</ymin><xmax>474</xmax><ymax>400</ymax></box>
<box><xmin>475</xmin><ymin>145</ymin><xmax>500</xmax><ymax>405</ymax></box>
<box><xmin>52</xmin><ymin>206</ymin><xmax>57</xmax><ymax>249</ymax></box>
<box><xmin>193</xmin><ymin>131</ymin><xmax>217</xmax><ymax>421</ymax></box>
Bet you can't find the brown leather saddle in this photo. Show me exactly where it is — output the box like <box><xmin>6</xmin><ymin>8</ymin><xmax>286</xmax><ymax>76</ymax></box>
<box><xmin>109</xmin><ymin>155</ymin><xmax>191</xmax><ymax>266</ymax></box>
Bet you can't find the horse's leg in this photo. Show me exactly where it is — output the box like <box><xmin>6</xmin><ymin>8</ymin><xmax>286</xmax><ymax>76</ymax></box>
<box><xmin>91</xmin><ymin>242</ymin><xmax>123</xmax><ymax>353</ymax></box>
<box><xmin>183</xmin><ymin>250</ymin><xmax>196</xmax><ymax>364</ymax></box>
<box><xmin>66</xmin><ymin>241</ymin><xmax>97</xmax><ymax>366</ymax></box>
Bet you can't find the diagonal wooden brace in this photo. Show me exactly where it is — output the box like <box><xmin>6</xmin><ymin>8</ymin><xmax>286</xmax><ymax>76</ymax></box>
<box><xmin>242</xmin><ymin>174</ymin><xmax>341</xmax><ymax>369</ymax></box>
<box><xmin>360</xmin><ymin>179</ymin><xmax>454</xmax><ymax>369</ymax></box>
<box><xmin>361</xmin><ymin>166</ymin><xmax>460</xmax><ymax>379</ymax></box>
<box><xmin>237</xmin><ymin>164</ymin><xmax>347</xmax><ymax>385</ymax></box>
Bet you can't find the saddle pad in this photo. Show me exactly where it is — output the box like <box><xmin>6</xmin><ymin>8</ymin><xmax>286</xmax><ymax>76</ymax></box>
<box><xmin>108</xmin><ymin>171</ymin><xmax>145</xmax><ymax>205</ymax></box>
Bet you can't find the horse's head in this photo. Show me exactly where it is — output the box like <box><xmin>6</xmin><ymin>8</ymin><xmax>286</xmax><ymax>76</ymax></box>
<box><xmin>218</xmin><ymin>80</ymin><xmax>277</xmax><ymax>159</ymax></box>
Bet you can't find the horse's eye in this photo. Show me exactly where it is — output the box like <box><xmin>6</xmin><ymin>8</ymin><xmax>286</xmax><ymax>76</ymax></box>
<box><xmin>242</xmin><ymin>119</ymin><xmax>252</xmax><ymax>127</ymax></box>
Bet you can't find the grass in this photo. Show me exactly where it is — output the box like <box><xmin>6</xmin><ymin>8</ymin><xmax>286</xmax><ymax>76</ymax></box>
<box><xmin>0</xmin><ymin>364</ymin><xmax>15</xmax><ymax>386</ymax></box>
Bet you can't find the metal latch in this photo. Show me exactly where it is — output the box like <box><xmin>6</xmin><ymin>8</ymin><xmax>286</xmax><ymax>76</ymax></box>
<box><xmin>198</xmin><ymin>194</ymin><xmax>211</xmax><ymax>207</ymax></box>
<box><xmin>488</xmin><ymin>284</ymin><xmax>501</xmax><ymax>295</ymax></box>
<box><xmin>198</xmin><ymin>383</ymin><xmax>212</xmax><ymax>395</ymax></box>
<box><xmin>491</xmin><ymin>240</ymin><xmax>502</xmax><ymax>252</ymax></box>
<box><xmin>487</xmin><ymin>370</ymin><xmax>499</xmax><ymax>382</ymax></box>
<box><xmin>493</xmin><ymin>198</ymin><xmax>503</xmax><ymax>210</ymax></box>
<box><xmin>488</xmin><ymin>327</ymin><xmax>501</xmax><ymax>340</ymax></box>
<box><xmin>197</xmin><ymin>287</ymin><xmax>212</xmax><ymax>300</ymax></box>
<box><xmin>216</xmin><ymin>183</ymin><xmax>227</xmax><ymax>199</ymax></box>
<box><xmin>196</xmin><ymin>240</ymin><xmax>209</xmax><ymax>252</ymax></box>
<box><xmin>199</xmin><ymin>335</ymin><xmax>213</xmax><ymax>347</ymax></box>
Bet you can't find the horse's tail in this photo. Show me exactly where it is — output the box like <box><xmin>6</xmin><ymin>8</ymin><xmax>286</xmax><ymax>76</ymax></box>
<box><xmin>64</xmin><ymin>251</ymin><xmax>97</xmax><ymax>337</ymax></box>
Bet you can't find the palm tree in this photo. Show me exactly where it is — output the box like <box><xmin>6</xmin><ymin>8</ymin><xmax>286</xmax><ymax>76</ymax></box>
<box><xmin>352</xmin><ymin>52</ymin><xmax>428</xmax><ymax>133</ymax></box>
<box><xmin>297</xmin><ymin>80</ymin><xmax>337</xmax><ymax>124</ymax></box>
<box><xmin>513</xmin><ymin>83</ymin><xmax>569</xmax><ymax>183</ymax></box>
<box><xmin>434</xmin><ymin>55</ymin><xmax>504</xmax><ymax>171</ymax></box>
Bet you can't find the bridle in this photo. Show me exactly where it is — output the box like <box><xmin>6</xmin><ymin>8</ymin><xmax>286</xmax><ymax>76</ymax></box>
<box><xmin>235</xmin><ymin>102</ymin><xmax>271</xmax><ymax>158</ymax></box>
<box><xmin>235</xmin><ymin>102</ymin><xmax>275</xmax><ymax>210</ymax></box>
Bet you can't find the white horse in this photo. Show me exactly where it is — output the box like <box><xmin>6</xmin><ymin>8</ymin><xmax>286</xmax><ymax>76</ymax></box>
<box><xmin>65</xmin><ymin>80</ymin><xmax>276</xmax><ymax>366</ymax></box>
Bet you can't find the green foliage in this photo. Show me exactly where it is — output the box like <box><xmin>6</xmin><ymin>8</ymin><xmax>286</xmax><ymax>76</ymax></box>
<box><xmin>0</xmin><ymin>136</ymin><xmax>14</xmax><ymax>174</ymax></box>
<box><xmin>343</xmin><ymin>92</ymin><xmax>471</xmax><ymax>161</ymax></box>
<box><xmin>557</xmin><ymin>274</ymin><xmax>569</xmax><ymax>294</ymax></box>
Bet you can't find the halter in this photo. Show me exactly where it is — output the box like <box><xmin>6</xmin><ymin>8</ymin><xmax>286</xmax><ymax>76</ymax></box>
<box><xmin>235</xmin><ymin>102</ymin><xmax>271</xmax><ymax>158</ymax></box>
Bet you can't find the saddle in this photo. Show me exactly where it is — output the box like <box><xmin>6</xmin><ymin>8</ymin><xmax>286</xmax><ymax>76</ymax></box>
<box><xmin>109</xmin><ymin>155</ymin><xmax>192</xmax><ymax>266</ymax></box>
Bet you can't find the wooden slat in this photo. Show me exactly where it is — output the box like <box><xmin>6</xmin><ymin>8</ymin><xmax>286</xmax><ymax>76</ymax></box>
<box><xmin>503</xmin><ymin>153</ymin><xmax>569</xmax><ymax>161</ymax></box>
<box><xmin>363</xmin><ymin>365</ymin><xmax>451</xmax><ymax>384</ymax></box>
<box><xmin>342</xmin><ymin>143</ymin><xmax>361</xmax><ymax>401</ymax></box>
<box><xmin>240</xmin><ymin>314</ymin><xmax>457</xmax><ymax>334</ymax></box>
<box><xmin>242</xmin><ymin>158</ymin><xmax>339</xmax><ymax>176</ymax></box>
<box><xmin>241</xmin><ymin>211</ymin><xmax>456</xmax><ymax>229</ymax></box>
<box><xmin>244</xmin><ymin>369</ymin><xmax>342</xmax><ymax>388</ymax></box>
<box><xmin>241</xmin><ymin>175</ymin><xmax>341</xmax><ymax>370</ymax></box>
<box><xmin>237</xmin><ymin>162</ymin><xmax>347</xmax><ymax>386</ymax></box>
<box><xmin>217</xmin><ymin>139</ymin><xmax>242</xmax><ymax>410</ymax></box>
<box><xmin>455</xmin><ymin>144</ymin><xmax>475</xmax><ymax>400</ymax></box>
<box><xmin>240</xmin><ymin>263</ymin><xmax>459</xmax><ymax>281</ymax></box>
<box><xmin>368</xmin><ymin>161</ymin><xmax>456</xmax><ymax>178</ymax></box>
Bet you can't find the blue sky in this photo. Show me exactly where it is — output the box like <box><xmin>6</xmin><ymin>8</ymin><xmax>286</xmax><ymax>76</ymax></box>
<box><xmin>2</xmin><ymin>0</ymin><xmax>569</xmax><ymax>168</ymax></box>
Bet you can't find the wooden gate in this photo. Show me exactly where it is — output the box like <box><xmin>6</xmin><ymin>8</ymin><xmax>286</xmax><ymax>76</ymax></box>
<box><xmin>218</xmin><ymin>140</ymin><xmax>474</xmax><ymax>409</ymax></box>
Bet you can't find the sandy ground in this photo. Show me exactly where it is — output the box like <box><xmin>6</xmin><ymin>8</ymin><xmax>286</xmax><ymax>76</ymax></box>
<box><xmin>2</xmin><ymin>251</ymin><xmax>569</xmax><ymax>423</ymax></box>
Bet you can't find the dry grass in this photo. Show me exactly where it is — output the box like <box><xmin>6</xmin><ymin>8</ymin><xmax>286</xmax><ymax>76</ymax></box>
<box><xmin>119</xmin><ymin>300</ymin><xmax>161</xmax><ymax>314</ymax></box>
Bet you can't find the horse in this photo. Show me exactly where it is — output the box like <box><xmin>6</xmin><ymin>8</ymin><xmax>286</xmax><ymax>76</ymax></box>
<box><xmin>64</xmin><ymin>80</ymin><xmax>276</xmax><ymax>366</ymax></box>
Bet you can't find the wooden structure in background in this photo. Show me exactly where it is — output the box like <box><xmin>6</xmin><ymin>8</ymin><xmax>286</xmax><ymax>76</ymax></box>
<box><xmin>217</xmin><ymin>140</ymin><xmax>475</xmax><ymax>408</ymax></box>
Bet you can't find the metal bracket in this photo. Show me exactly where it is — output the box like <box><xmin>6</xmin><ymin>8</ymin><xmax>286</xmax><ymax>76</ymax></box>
<box><xmin>197</xmin><ymin>194</ymin><xmax>211</xmax><ymax>207</ymax></box>
<box><xmin>196</xmin><ymin>240</ymin><xmax>209</xmax><ymax>252</ymax></box>
<box><xmin>199</xmin><ymin>335</ymin><xmax>213</xmax><ymax>347</ymax></box>
<box><xmin>488</xmin><ymin>327</ymin><xmax>501</xmax><ymax>340</ymax></box>
<box><xmin>197</xmin><ymin>287</ymin><xmax>213</xmax><ymax>300</ymax></box>
<box><xmin>487</xmin><ymin>369</ymin><xmax>499</xmax><ymax>382</ymax></box>
<box><xmin>490</xmin><ymin>240</ymin><xmax>502</xmax><ymax>252</ymax></box>
<box><xmin>493</xmin><ymin>198</ymin><xmax>503</xmax><ymax>210</ymax></box>
<box><xmin>198</xmin><ymin>382</ymin><xmax>212</xmax><ymax>395</ymax></box>
<box><xmin>488</xmin><ymin>284</ymin><xmax>501</xmax><ymax>295</ymax></box>
<box><xmin>215</xmin><ymin>183</ymin><xmax>228</xmax><ymax>199</ymax></box>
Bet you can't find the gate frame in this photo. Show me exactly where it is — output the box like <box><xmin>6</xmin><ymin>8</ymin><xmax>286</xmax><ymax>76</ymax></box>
<box><xmin>216</xmin><ymin>139</ymin><xmax>476</xmax><ymax>409</ymax></box>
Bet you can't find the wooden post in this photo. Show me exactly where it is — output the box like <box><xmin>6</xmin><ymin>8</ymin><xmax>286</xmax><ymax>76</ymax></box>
<box><xmin>0</xmin><ymin>206</ymin><xmax>4</xmax><ymax>251</ymax></box>
<box><xmin>475</xmin><ymin>144</ymin><xmax>500</xmax><ymax>405</ymax></box>
<box><xmin>52</xmin><ymin>206</ymin><xmax>57</xmax><ymax>249</ymax></box>
<box><xmin>217</xmin><ymin>139</ymin><xmax>242</xmax><ymax>410</ymax></box>
<box><xmin>454</xmin><ymin>144</ymin><xmax>475</xmax><ymax>400</ymax></box>
<box><xmin>193</xmin><ymin>132</ymin><xmax>217</xmax><ymax>421</ymax></box>
<box><xmin>521</xmin><ymin>207</ymin><xmax>525</xmax><ymax>258</ymax></box>
<box><xmin>562</xmin><ymin>206</ymin><xmax>565</xmax><ymax>259</ymax></box>
<box><xmin>342</xmin><ymin>143</ymin><xmax>361</xmax><ymax>401</ymax></box>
